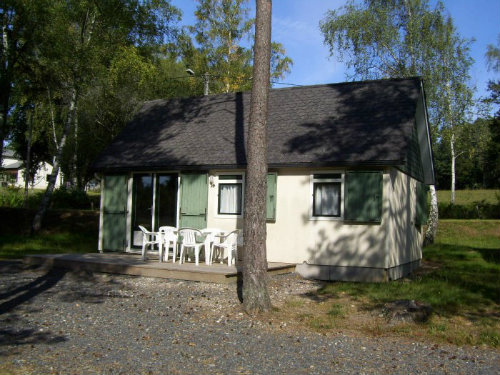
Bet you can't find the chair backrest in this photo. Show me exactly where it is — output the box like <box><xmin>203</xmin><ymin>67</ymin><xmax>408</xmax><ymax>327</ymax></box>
<box><xmin>179</xmin><ymin>228</ymin><xmax>202</xmax><ymax>245</ymax></box>
<box><xmin>138</xmin><ymin>225</ymin><xmax>150</xmax><ymax>234</ymax></box>
<box><xmin>159</xmin><ymin>226</ymin><xmax>177</xmax><ymax>234</ymax></box>
<box><xmin>201</xmin><ymin>228</ymin><xmax>223</xmax><ymax>243</ymax></box>
<box><xmin>159</xmin><ymin>226</ymin><xmax>177</xmax><ymax>241</ymax></box>
<box><xmin>224</xmin><ymin>230</ymin><xmax>239</xmax><ymax>246</ymax></box>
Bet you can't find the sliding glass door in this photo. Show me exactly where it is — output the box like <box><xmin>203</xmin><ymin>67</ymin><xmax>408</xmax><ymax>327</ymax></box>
<box><xmin>131</xmin><ymin>173</ymin><xmax>178</xmax><ymax>248</ymax></box>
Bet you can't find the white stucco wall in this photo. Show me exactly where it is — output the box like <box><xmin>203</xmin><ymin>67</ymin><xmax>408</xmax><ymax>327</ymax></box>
<box><xmin>385</xmin><ymin>168</ymin><xmax>423</xmax><ymax>268</ymax></box>
<box><xmin>265</xmin><ymin>168</ymin><xmax>389</xmax><ymax>267</ymax></box>
<box><xmin>2</xmin><ymin>153</ymin><xmax>62</xmax><ymax>189</ymax></box>
<box><xmin>15</xmin><ymin>162</ymin><xmax>63</xmax><ymax>189</ymax></box>
<box><xmin>206</xmin><ymin>168</ymin><xmax>423</xmax><ymax>269</ymax></box>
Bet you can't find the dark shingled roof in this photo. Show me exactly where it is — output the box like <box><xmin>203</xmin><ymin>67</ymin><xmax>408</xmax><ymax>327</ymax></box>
<box><xmin>92</xmin><ymin>77</ymin><xmax>423</xmax><ymax>172</ymax></box>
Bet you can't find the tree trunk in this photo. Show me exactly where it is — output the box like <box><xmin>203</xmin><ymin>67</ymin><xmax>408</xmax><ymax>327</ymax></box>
<box><xmin>31</xmin><ymin>87</ymin><xmax>77</xmax><ymax>234</ymax></box>
<box><xmin>423</xmin><ymin>184</ymin><xmax>438</xmax><ymax>246</ymax></box>
<box><xmin>24</xmin><ymin>108</ymin><xmax>34</xmax><ymax>207</ymax></box>
<box><xmin>0</xmin><ymin>17</ymin><xmax>9</xmax><ymax>168</ymax></box>
<box><xmin>242</xmin><ymin>0</ymin><xmax>272</xmax><ymax>314</ymax></box>
<box><xmin>450</xmin><ymin>132</ymin><xmax>456</xmax><ymax>204</ymax></box>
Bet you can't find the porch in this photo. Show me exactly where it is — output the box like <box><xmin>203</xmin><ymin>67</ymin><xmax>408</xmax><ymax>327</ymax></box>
<box><xmin>23</xmin><ymin>253</ymin><xmax>296</xmax><ymax>284</ymax></box>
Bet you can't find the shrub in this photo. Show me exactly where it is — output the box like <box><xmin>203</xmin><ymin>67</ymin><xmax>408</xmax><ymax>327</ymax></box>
<box><xmin>0</xmin><ymin>186</ymin><xmax>99</xmax><ymax>210</ymax></box>
<box><xmin>438</xmin><ymin>201</ymin><xmax>500</xmax><ymax>219</ymax></box>
<box><xmin>0</xmin><ymin>187</ymin><xmax>25</xmax><ymax>207</ymax></box>
<box><xmin>50</xmin><ymin>187</ymin><xmax>91</xmax><ymax>209</ymax></box>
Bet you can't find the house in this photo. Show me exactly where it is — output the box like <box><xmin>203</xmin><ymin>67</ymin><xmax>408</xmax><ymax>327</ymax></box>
<box><xmin>92</xmin><ymin>77</ymin><xmax>434</xmax><ymax>282</ymax></box>
<box><xmin>1</xmin><ymin>149</ymin><xmax>62</xmax><ymax>189</ymax></box>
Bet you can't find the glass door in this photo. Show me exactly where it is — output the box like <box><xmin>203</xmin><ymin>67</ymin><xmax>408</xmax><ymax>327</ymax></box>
<box><xmin>156</xmin><ymin>174</ymin><xmax>178</xmax><ymax>228</ymax></box>
<box><xmin>132</xmin><ymin>174</ymin><xmax>154</xmax><ymax>248</ymax></box>
<box><xmin>131</xmin><ymin>173</ymin><xmax>178</xmax><ymax>248</ymax></box>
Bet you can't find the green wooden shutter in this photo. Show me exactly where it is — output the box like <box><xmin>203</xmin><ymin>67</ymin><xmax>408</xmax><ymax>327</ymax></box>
<box><xmin>102</xmin><ymin>175</ymin><xmax>128</xmax><ymax>251</ymax></box>
<box><xmin>415</xmin><ymin>181</ymin><xmax>429</xmax><ymax>226</ymax></box>
<box><xmin>344</xmin><ymin>171</ymin><xmax>382</xmax><ymax>223</ymax></box>
<box><xmin>266</xmin><ymin>173</ymin><xmax>277</xmax><ymax>221</ymax></box>
<box><xmin>179</xmin><ymin>173</ymin><xmax>208</xmax><ymax>229</ymax></box>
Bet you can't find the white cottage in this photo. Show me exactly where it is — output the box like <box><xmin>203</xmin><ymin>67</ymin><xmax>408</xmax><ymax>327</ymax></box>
<box><xmin>92</xmin><ymin>77</ymin><xmax>434</xmax><ymax>282</ymax></box>
<box><xmin>1</xmin><ymin>149</ymin><xmax>62</xmax><ymax>189</ymax></box>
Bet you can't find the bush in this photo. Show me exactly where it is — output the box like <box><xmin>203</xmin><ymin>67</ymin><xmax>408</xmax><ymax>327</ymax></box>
<box><xmin>0</xmin><ymin>187</ymin><xmax>42</xmax><ymax>208</ymax></box>
<box><xmin>0</xmin><ymin>187</ymin><xmax>99</xmax><ymax>210</ymax></box>
<box><xmin>438</xmin><ymin>201</ymin><xmax>500</xmax><ymax>219</ymax></box>
<box><xmin>50</xmin><ymin>187</ymin><xmax>91</xmax><ymax>209</ymax></box>
<box><xmin>0</xmin><ymin>187</ymin><xmax>25</xmax><ymax>207</ymax></box>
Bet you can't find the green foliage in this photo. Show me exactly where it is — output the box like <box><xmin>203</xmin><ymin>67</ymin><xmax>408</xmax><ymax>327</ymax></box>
<box><xmin>0</xmin><ymin>208</ymin><xmax>99</xmax><ymax>258</ymax></box>
<box><xmin>438</xmin><ymin>202</ymin><xmax>499</xmax><ymax>219</ymax></box>
<box><xmin>184</xmin><ymin>0</ymin><xmax>292</xmax><ymax>94</ymax></box>
<box><xmin>320</xmin><ymin>0</ymin><xmax>477</xmax><ymax>194</ymax></box>
<box><xmin>0</xmin><ymin>187</ymin><xmax>99</xmax><ymax>210</ymax></box>
<box><xmin>316</xmin><ymin>220</ymin><xmax>500</xmax><ymax>346</ymax></box>
<box><xmin>436</xmin><ymin>189</ymin><xmax>500</xmax><ymax>205</ymax></box>
<box><xmin>0</xmin><ymin>187</ymin><xmax>42</xmax><ymax>208</ymax></box>
<box><xmin>320</xmin><ymin>0</ymin><xmax>474</xmax><ymax>132</ymax></box>
<box><xmin>0</xmin><ymin>187</ymin><xmax>28</xmax><ymax>207</ymax></box>
<box><xmin>434</xmin><ymin>189</ymin><xmax>500</xmax><ymax>219</ymax></box>
<box><xmin>485</xmin><ymin>35</ymin><xmax>500</xmax><ymax>73</ymax></box>
<box><xmin>50</xmin><ymin>187</ymin><xmax>90</xmax><ymax>209</ymax></box>
<box><xmin>319</xmin><ymin>220</ymin><xmax>500</xmax><ymax>311</ymax></box>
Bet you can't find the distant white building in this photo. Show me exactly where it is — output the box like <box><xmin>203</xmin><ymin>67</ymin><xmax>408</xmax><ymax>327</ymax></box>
<box><xmin>1</xmin><ymin>149</ymin><xmax>62</xmax><ymax>189</ymax></box>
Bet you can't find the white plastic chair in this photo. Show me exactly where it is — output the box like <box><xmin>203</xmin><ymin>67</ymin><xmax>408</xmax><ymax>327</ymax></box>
<box><xmin>178</xmin><ymin>228</ymin><xmax>205</xmax><ymax>266</ymax></box>
<box><xmin>212</xmin><ymin>230</ymin><xmax>240</xmax><ymax>266</ymax></box>
<box><xmin>138</xmin><ymin>225</ymin><xmax>162</xmax><ymax>261</ymax></box>
<box><xmin>158</xmin><ymin>226</ymin><xmax>178</xmax><ymax>262</ymax></box>
<box><xmin>201</xmin><ymin>228</ymin><xmax>223</xmax><ymax>265</ymax></box>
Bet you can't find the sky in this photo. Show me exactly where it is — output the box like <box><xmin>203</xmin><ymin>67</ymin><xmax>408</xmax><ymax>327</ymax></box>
<box><xmin>171</xmin><ymin>0</ymin><xmax>500</xmax><ymax>102</ymax></box>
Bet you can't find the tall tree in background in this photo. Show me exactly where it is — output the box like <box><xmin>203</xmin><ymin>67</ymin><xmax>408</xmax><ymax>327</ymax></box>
<box><xmin>484</xmin><ymin>36</ymin><xmax>500</xmax><ymax>187</ymax></box>
<box><xmin>242</xmin><ymin>0</ymin><xmax>272</xmax><ymax>314</ymax></box>
<box><xmin>320</xmin><ymin>0</ymin><xmax>474</xmax><ymax>245</ymax></box>
<box><xmin>30</xmin><ymin>0</ymin><xmax>181</xmax><ymax>232</ymax></box>
<box><xmin>0</xmin><ymin>0</ymin><xmax>50</xmax><ymax>167</ymax></box>
<box><xmin>186</xmin><ymin>0</ymin><xmax>291</xmax><ymax>94</ymax></box>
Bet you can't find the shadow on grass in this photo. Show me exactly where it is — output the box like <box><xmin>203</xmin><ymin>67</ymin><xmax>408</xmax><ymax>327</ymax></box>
<box><xmin>298</xmin><ymin>243</ymin><xmax>500</xmax><ymax>320</ymax></box>
<box><xmin>476</xmin><ymin>248</ymin><xmax>500</xmax><ymax>264</ymax></box>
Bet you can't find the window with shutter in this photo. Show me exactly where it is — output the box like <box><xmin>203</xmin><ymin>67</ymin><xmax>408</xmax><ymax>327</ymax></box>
<box><xmin>344</xmin><ymin>171</ymin><xmax>382</xmax><ymax>223</ymax></box>
<box><xmin>310</xmin><ymin>172</ymin><xmax>344</xmax><ymax>220</ymax></box>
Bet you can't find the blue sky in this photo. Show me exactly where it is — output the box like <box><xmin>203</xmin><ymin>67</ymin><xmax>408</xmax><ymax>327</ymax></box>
<box><xmin>172</xmin><ymin>0</ymin><xmax>500</xmax><ymax>100</ymax></box>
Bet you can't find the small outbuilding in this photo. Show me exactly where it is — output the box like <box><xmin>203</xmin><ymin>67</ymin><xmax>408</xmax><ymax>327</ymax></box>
<box><xmin>92</xmin><ymin>77</ymin><xmax>434</xmax><ymax>282</ymax></box>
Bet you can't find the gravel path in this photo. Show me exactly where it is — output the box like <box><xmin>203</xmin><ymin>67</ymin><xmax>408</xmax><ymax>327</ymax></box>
<box><xmin>1</xmin><ymin>261</ymin><xmax>499</xmax><ymax>375</ymax></box>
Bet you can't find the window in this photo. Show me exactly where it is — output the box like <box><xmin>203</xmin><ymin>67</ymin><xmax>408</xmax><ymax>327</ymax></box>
<box><xmin>218</xmin><ymin>174</ymin><xmax>243</xmax><ymax>215</ymax></box>
<box><xmin>311</xmin><ymin>173</ymin><xmax>343</xmax><ymax>219</ymax></box>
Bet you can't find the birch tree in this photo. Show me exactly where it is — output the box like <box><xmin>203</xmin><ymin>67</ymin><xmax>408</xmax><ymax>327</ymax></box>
<box><xmin>320</xmin><ymin>0</ymin><xmax>474</xmax><ymax>244</ymax></box>
<box><xmin>30</xmin><ymin>0</ymin><xmax>181</xmax><ymax>232</ymax></box>
<box><xmin>0</xmin><ymin>0</ymin><xmax>49</xmax><ymax>167</ymax></box>
<box><xmin>242</xmin><ymin>0</ymin><xmax>272</xmax><ymax>314</ymax></box>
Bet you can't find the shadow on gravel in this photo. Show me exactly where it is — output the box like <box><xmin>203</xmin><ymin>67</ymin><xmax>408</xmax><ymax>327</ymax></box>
<box><xmin>0</xmin><ymin>327</ymin><xmax>67</xmax><ymax>347</ymax></box>
<box><xmin>0</xmin><ymin>268</ymin><xmax>67</xmax><ymax>315</ymax></box>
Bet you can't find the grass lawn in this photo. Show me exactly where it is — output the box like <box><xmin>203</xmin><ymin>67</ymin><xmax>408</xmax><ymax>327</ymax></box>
<box><xmin>0</xmin><ymin>207</ymin><xmax>99</xmax><ymax>258</ymax></box>
<box><xmin>436</xmin><ymin>189</ymin><xmax>499</xmax><ymax>205</ymax></box>
<box><xmin>272</xmin><ymin>220</ymin><xmax>500</xmax><ymax>348</ymax></box>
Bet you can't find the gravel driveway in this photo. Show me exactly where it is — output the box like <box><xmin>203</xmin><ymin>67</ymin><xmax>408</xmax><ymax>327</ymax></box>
<box><xmin>1</xmin><ymin>261</ymin><xmax>499</xmax><ymax>375</ymax></box>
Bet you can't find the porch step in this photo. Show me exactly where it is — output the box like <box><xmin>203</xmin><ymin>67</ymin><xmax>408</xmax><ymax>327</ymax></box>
<box><xmin>23</xmin><ymin>253</ymin><xmax>296</xmax><ymax>284</ymax></box>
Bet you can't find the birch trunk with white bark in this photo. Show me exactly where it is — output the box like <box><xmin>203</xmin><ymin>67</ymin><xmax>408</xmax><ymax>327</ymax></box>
<box><xmin>424</xmin><ymin>184</ymin><xmax>438</xmax><ymax>246</ymax></box>
<box><xmin>31</xmin><ymin>87</ymin><xmax>78</xmax><ymax>233</ymax></box>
